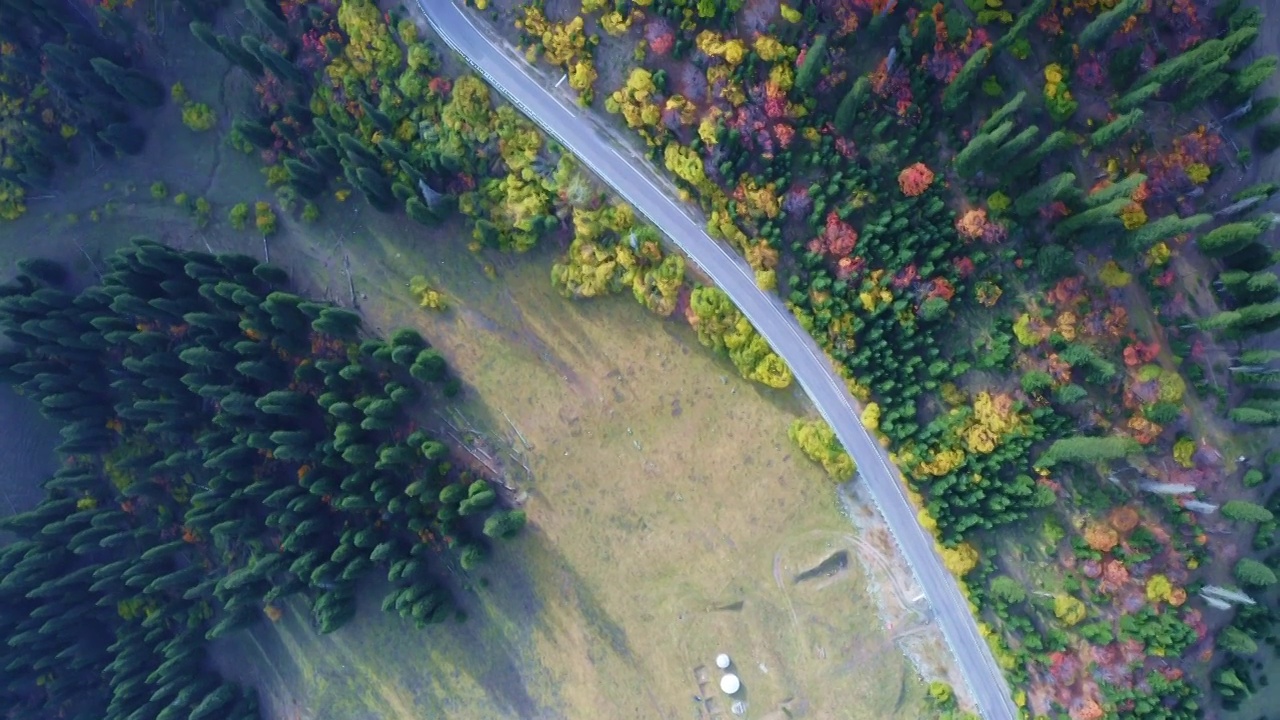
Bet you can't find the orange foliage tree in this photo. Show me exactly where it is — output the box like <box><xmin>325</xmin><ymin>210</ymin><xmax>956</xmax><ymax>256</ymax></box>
<box><xmin>1084</xmin><ymin>522</ymin><xmax>1120</xmax><ymax>552</ymax></box>
<box><xmin>898</xmin><ymin>162</ymin><xmax>935</xmax><ymax>196</ymax></box>
<box><xmin>1108</xmin><ymin>506</ymin><xmax>1140</xmax><ymax>534</ymax></box>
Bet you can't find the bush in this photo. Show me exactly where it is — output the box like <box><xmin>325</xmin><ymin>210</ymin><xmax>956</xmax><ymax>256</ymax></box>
<box><xmin>194</xmin><ymin>198</ymin><xmax>212</xmax><ymax>228</ymax></box>
<box><xmin>254</xmin><ymin>202</ymin><xmax>278</xmax><ymax>236</ymax></box>
<box><xmin>150</xmin><ymin>182</ymin><xmax>168</xmax><ymax>200</ymax></box>
<box><xmin>229</xmin><ymin>202</ymin><xmax>249</xmax><ymax>230</ymax></box>
<box><xmin>1244</xmin><ymin>468</ymin><xmax>1266</xmax><ymax>488</ymax></box>
<box><xmin>301</xmin><ymin>202</ymin><xmax>320</xmax><ymax>223</ymax></box>
<box><xmin>181</xmin><ymin>102</ymin><xmax>216</xmax><ymax>132</ymax></box>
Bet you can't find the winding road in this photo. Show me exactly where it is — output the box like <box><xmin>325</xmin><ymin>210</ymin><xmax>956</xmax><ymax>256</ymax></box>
<box><xmin>418</xmin><ymin>2</ymin><xmax>1017</xmax><ymax>718</ymax></box>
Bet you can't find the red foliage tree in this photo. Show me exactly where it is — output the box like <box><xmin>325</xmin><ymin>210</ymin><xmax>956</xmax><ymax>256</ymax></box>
<box><xmin>646</xmin><ymin>19</ymin><xmax>675</xmax><ymax>56</ymax></box>
<box><xmin>808</xmin><ymin>211</ymin><xmax>859</xmax><ymax>257</ymax></box>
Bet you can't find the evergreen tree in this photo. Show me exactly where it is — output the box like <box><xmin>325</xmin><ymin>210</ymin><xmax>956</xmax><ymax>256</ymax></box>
<box><xmin>406</xmin><ymin>197</ymin><xmax>440</xmax><ymax>226</ymax></box>
<box><xmin>1130</xmin><ymin>213</ymin><xmax>1210</xmax><ymax>249</ymax></box>
<box><xmin>1199</xmin><ymin>220</ymin><xmax>1265</xmax><ymax>258</ymax></box>
<box><xmin>1015</xmin><ymin>172</ymin><xmax>1076</xmax><ymax>217</ymax></box>
<box><xmin>232</xmin><ymin>118</ymin><xmax>275</xmax><ymax>149</ymax></box>
<box><xmin>996</xmin><ymin>0</ymin><xmax>1052</xmax><ymax>49</ymax></box>
<box><xmin>1229</xmin><ymin>406</ymin><xmax>1280</xmax><ymax>424</ymax></box>
<box><xmin>942</xmin><ymin>47</ymin><xmax>990</xmax><ymax>111</ymax></box>
<box><xmin>1113</xmin><ymin>82</ymin><xmax>1162</xmax><ymax>112</ymax></box>
<box><xmin>794</xmin><ymin>35</ymin><xmax>827</xmax><ymax>94</ymax></box>
<box><xmin>1234</xmin><ymin>558</ymin><xmax>1277</xmax><ymax>587</ymax></box>
<box><xmin>834</xmin><ymin>77</ymin><xmax>869</xmax><ymax>135</ymax></box>
<box><xmin>188</xmin><ymin>21</ymin><xmax>224</xmax><ymax>56</ymax></box>
<box><xmin>981</xmin><ymin>90</ymin><xmax>1026</xmax><ymax>134</ymax></box>
<box><xmin>1204</xmin><ymin>302</ymin><xmax>1280</xmax><ymax>336</ymax></box>
<box><xmin>1221</xmin><ymin>500</ymin><xmax>1274</xmax><ymax>523</ymax></box>
<box><xmin>354</xmin><ymin>166</ymin><xmax>395</xmax><ymax>212</ymax></box>
<box><xmin>1218</xmin><ymin>626</ymin><xmax>1259</xmax><ymax>655</ymax></box>
<box><xmin>90</xmin><ymin>58</ymin><xmax>164</xmax><ymax>108</ymax></box>
<box><xmin>216</xmin><ymin>36</ymin><xmax>264</xmax><ymax>76</ymax></box>
<box><xmin>992</xmin><ymin>125</ymin><xmax>1040</xmax><ymax>167</ymax></box>
<box><xmin>246</xmin><ymin>0</ymin><xmax>289</xmax><ymax>40</ymax></box>
<box><xmin>1137</xmin><ymin>39</ymin><xmax>1224</xmax><ymax>89</ymax></box>
<box><xmin>954</xmin><ymin>119</ymin><xmax>1012</xmax><ymax>178</ymax></box>
<box><xmin>97</xmin><ymin>123</ymin><xmax>146</xmax><ymax>155</ymax></box>
<box><xmin>1079</xmin><ymin>0</ymin><xmax>1143</xmax><ymax>49</ymax></box>
<box><xmin>249</xmin><ymin>40</ymin><xmax>304</xmax><ymax>85</ymax></box>
<box><xmin>1227</xmin><ymin>56</ymin><xmax>1278</xmax><ymax>104</ymax></box>
<box><xmin>1090</xmin><ymin>108</ymin><xmax>1144</xmax><ymax>147</ymax></box>
<box><xmin>482</xmin><ymin>510</ymin><xmax>527</xmax><ymax>539</ymax></box>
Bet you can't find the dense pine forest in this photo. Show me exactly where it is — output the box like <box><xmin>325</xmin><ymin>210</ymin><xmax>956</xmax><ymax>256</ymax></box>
<box><xmin>0</xmin><ymin>241</ymin><xmax>523</xmax><ymax>719</ymax></box>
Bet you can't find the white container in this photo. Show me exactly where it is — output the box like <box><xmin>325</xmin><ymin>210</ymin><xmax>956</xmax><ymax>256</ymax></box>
<box><xmin>715</xmin><ymin>653</ymin><xmax>731</xmax><ymax>669</ymax></box>
<box><xmin>720</xmin><ymin>673</ymin><xmax>741</xmax><ymax>694</ymax></box>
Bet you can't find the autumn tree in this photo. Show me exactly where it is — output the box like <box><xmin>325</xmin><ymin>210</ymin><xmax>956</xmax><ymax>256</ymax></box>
<box><xmin>789</xmin><ymin>418</ymin><xmax>855</xmax><ymax>479</ymax></box>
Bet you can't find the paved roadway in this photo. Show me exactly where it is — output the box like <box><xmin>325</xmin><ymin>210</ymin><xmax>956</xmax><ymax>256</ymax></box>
<box><xmin>418</xmin><ymin>3</ymin><xmax>1017</xmax><ymax>718</ymax></box>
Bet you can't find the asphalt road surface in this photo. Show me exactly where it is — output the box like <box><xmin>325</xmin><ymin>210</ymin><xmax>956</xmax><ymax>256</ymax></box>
<box><xmin>419</xmin><ymin>3</ymin><xmax>1017</xmax><ymax>718</ymax></box>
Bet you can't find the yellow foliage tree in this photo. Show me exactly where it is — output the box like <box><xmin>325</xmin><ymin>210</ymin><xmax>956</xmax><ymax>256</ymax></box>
<box><xmin>735</xmin><ymin>178</ymin><xmax>781</xmax><ymax>219</ymax></box>
<box><xmin>695</xmin><ymin>30</ymin><xmax>747</xmax><ymax>65</ymax></box>
<box><xmin>961</xmin><ymin>391</ymin><xmax>1023</xmax><ymax>454</ymax></box>
<box><xmin>689</xmin><ymin>286</ymin><xmax>791</xmax><ymax>388</ymax></box>
<box><xmin>1146</xmin><ymin>574</ymin><xmax>1174</xmax><ymax>604</ymax></box>
<box><xmin>916</xmin><ymin>447</ymin><xmax>965</xmax><ymax>477</ymax></box>
<box><xmin>861</xmin><ymin>402</ymin><xmax>881</xmax><ymax>431</ymax></box>
<box><xmin>1053</xmin><ymin>593</ymin><xmax>1087</xmax><ymax>626</ymax></box>
<box><xmin>408</xmin><ymin>276</ymin><xmax>448</xmax><ymax>310</ymax></box>
<box><xmin>941</xmin><ymin>542</ymin><xmax>979</xmax><ymax>577</ymax></box>
<box><xmin>1172</xmin><ymin>437</ymin><xmax>1196</xmax><ymax>468</ymax></box>
<box><xmin>698</xmin><ymin>108</ymin><xmax>723</xmax><ymax>146</ymax></box>
<box><xmin>664</xmin><ymin>143</ymin><xmax>712</xmax><ymax>194</ymax></box>
<box><xmin>664</xmin><ymin>94</ymin><xmax>699</xmax><ymax>126</ymax></box>
<box><xmin>600</xmin><ymin>10</ymin><xmax>634</xmax><ymax>36</ymax></box>
<box><xmin>607</xmin><ymin>68</ymin><xmax>662</xmax><ymax>134</ymax></box>
<box><xmin>788</xmin><ymin>418</ymin><xmax>856</xmax><ymax>479</ymax></box>
<box><xmin>336</xmin><ymin>0</ymin><xmax>402</xmax><ymax>78</ymax></box>
<box><xmin>441</xmin><ymin>75</ymin><xmax>495</xmax><ymax>144</ymax></box>
<box><xmin>768</xmin><ymin>63</ymin><xmax>795</xmax><ymax>92</ymax></box>
<box><xmin>754</xmin><ymin>35</ymin><xmax>794</xmax><ymax>63</ymax></box>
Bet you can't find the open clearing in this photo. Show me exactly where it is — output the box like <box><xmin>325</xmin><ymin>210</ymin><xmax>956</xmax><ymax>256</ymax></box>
<box><xmin>0</xmin><ymin>21</ymin><xmax>928</xmax><ymax>720</ymax></box>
